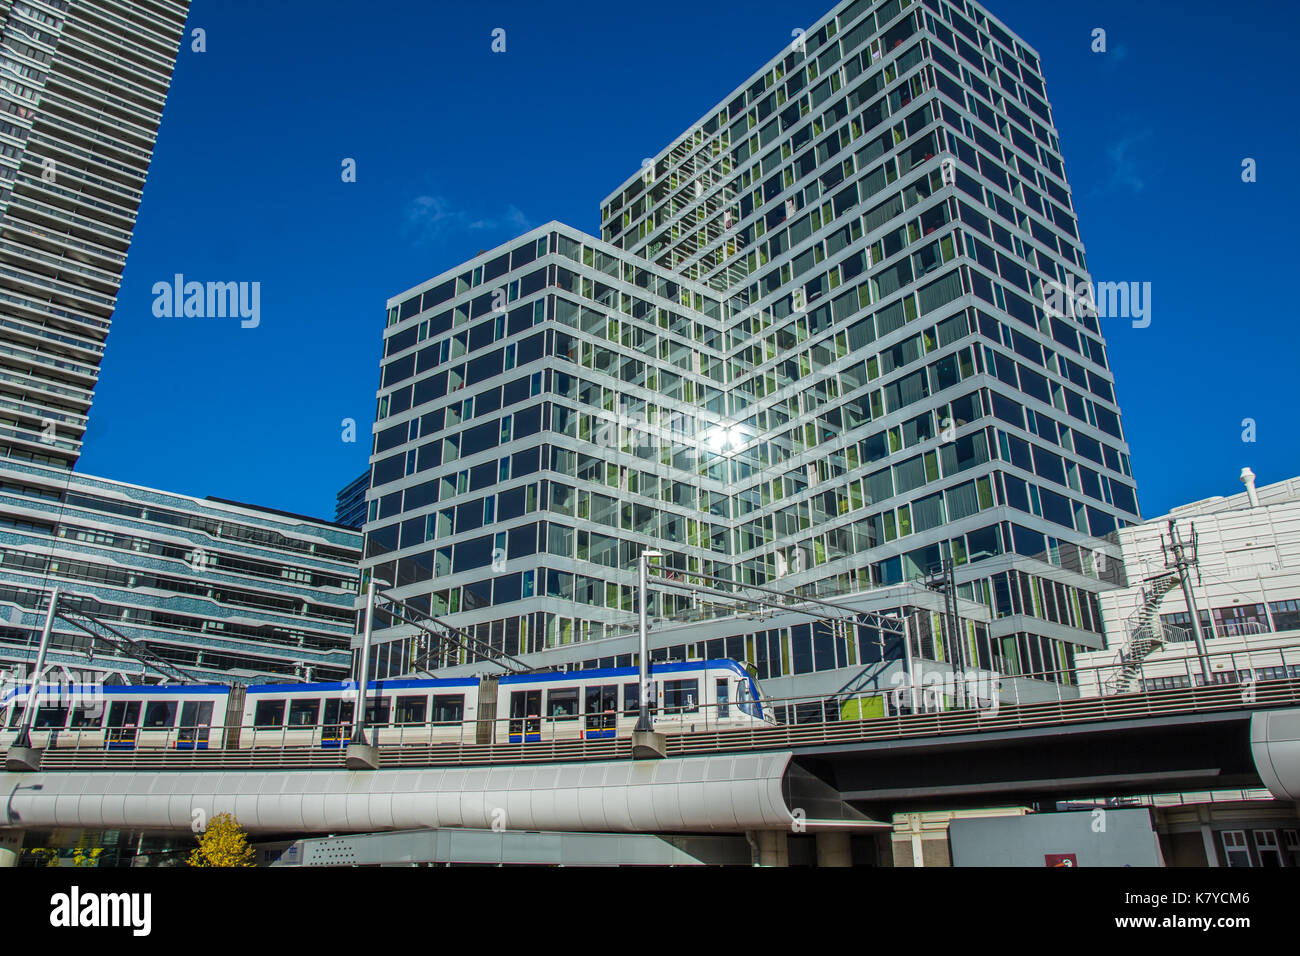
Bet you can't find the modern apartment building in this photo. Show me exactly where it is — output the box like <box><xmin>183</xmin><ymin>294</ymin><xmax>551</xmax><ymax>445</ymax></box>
<box><xmin>360</xmin><ymin>0</ymin><xmax>1140</xmax><ymax>691</ymax></box>
<box><xmin>0</xmin><ymin>0</ymin><xmax>190</xmax><ymax>467</ymax></box>
<box><xmin>0</xmin><ymin>458</ymin><xmax>361</xmax><ymax>684</ymax></box>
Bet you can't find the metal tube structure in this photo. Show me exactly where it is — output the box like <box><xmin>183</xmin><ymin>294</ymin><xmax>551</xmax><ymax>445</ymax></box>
<box><xmin>1179</xmin><ymin>571</ymin><xmax>1214</xmax><ymax>685</ymax></box>
<box><xmin>350</xmin><ymin>575</ymin><xmax>378</xmax><ymax>746</ymax></box>
<box><xmin>1166</xmin><ymin>521</ymin><xmax>1213</xmax><ymax>684</ymax></box>
<box><xmin>942</xmin><ymin>558</ymin><xmax>965</xmax><ymax>709</ymax></box>
<box><xmin>902</xmin><ymin>613</ymin><xmax>917</xmax><ymax>714</ymax></box>
<box><xmin>636</xmin><ymin>550</ymin><xmax>662</xmax><ymax>733</ymax></box>
<box><xmin>13</xmin><ymin>587</ymin><xmax>58</xmax><ymax>749</ymax></box>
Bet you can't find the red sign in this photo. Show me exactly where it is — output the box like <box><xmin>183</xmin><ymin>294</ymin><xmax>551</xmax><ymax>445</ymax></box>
<box><xmin>1045</xmin><ymin>853</ymin><xmax>1078</xmax><ymax>867</ymax></box>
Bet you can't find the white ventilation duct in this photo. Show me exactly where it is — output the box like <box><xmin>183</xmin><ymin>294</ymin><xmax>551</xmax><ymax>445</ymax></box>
<box><xmin>1240</xmin><ymin>467</ymin><xmax>1260</xmax><ymax>508</ymax></box>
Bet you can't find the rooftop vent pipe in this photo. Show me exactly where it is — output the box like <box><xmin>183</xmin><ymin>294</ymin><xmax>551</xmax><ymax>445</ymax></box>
<box><xmin>1240</xmin><ymin>467</ymin><xmax>1260</xmax><ymax>508</ymax></box>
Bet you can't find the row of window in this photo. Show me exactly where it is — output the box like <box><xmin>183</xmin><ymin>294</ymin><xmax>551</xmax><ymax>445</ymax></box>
<box><xmin>250</xmin><ymin>694</ymin><xmax>465</xmax><ymax>729</ymax></box>
<box><xmin>1160</xmin><ymin>601</ymin><xmax>1300</xmax><ymax>640</ymax></box>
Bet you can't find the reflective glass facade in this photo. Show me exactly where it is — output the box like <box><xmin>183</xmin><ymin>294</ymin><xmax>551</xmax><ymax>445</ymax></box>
<box><xmin>363</xmin><ymin>0</ymin><xmax>1139</xmax><ymax>686</ymax></box>
<box><xmin>0</xmin><ymin>458</ymin><xmax>360</xmax><ymax>683</ymax></box>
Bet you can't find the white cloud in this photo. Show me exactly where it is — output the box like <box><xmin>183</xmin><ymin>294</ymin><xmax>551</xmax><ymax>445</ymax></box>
<box><xmin>405</xmin><ymin>195</ymin><xmax>533</xmax><ymax>239</ymax></box>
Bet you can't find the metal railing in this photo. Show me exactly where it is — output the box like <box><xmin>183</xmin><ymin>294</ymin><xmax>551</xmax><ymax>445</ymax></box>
<box><xmin>6</xmin><ymin>654</ymin><xmax>1298</xmax><ymax>772</ymax></box>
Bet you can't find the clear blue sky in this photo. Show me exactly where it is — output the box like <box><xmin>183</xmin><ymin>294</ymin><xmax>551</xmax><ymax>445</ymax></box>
<box><xmin>79</xmin><ymin>0</ymin><xmax>1300</xmax><ymax>522</ymax></box>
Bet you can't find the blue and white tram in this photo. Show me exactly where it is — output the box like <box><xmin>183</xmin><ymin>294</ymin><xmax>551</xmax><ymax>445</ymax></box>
<box><xmin>499</xmin><ymin>659</ymin><xmax>765</xmax><ymax>743</ymax></box>
<box><xmin>0</xmin><ymin>683</ymin><xmax>233</xmax><ymax>751</ymax></box>
<box><xmin>239</xmin><ymin>677</ymin><xmax>481</xmax><ymax>749</ymax></box>
<box><xmin>237</xmin><ymin>660</ymin><xmax>766</xmax><ymax>747</ymax></box>
<box><xmin>0</xmin><ymin>659</ymin><xmax>768</xmax><ymax>753</ymax></box>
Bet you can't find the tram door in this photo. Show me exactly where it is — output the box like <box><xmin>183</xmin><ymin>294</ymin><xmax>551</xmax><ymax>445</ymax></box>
<box><xmin>716</xmin><ymin>679</ymin><xmax>730</xmax><ymax>724</ymax></box>
<box><xmin>106</xmin><ymin>700</ymin><xmax>141</xmax><ymax>750</ymax></box>
<box><xmin>321</xmin><ymin>698</ymin><xmax>354</xmax><ymax>749</ymax></box>
<box><xmin>584</xmin><ymin>684</ymin><xmax>618</xmax><ymax>739</ymax></box>
<box><xmin>509</xmin><ymin>690</ymin><xmax>541</xmax><ymax>742</ymax></box>
<box><xmin>177</xmin><ymin>700</ymin><xmax>214</xmax><ymax>750</ymax></box>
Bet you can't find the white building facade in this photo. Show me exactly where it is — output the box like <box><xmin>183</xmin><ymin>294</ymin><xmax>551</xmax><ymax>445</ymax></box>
<box><xmin>1078</xmin><ymin>470</ymin><xmax>1300</xmax><ymax>696</ymax></box>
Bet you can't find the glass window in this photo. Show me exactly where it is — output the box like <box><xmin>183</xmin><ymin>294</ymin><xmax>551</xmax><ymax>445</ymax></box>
<box><xmin>1269</xmin><ymin>600</ymin><xmax>1300</xmax><ymax>632</ymax></box>
<box><xmin>323</xmin><ymin>698</ymin><xmax>354</xmax><ymax>727</ymax></box>
<box><xmin>1253</xmin><ymin>830</ymin><xmax>1284</xmax><ymax>867</ymax></box>
<box><xmin>663</xmin><ymin>679</ymin><xmax>699</xmax><ymax>713</ymax></box>
<box><xmin>1213</xmin><ymin>604</ymin><xmax>1270</xmax><ymax>637</ymax></box>
<box><xmin>1222</xmin><ymin>830</ymin><xmax>1252</xmax><ymax>867</ymax></box>
<box><xmin>395</xmin><ymin>695</ymin><xmax>427</xmax><ymax>724</ymax></box>
<box><xmin>547</xmin><ymin>687</ymin><xmax>579</xmax><ymax>720</ymax></box>
<box><xmin>34</xmin><ymin>706</ymin><xmax>67</xmax><ymax>729</ymax></box>
<box><xmin>364</xmin><ymin>697</ymin><xmax>391</xmax><ymax>726</ymax></box>
<box><xmin>253</xmin><ymin>699</ymin><xmax>285</xmax><ymax>728</ymax></box>
<box><xmin>432</xmin><ymin>695</ymin><xmax>464</xmax><ymax>724</ymax></box>
<box><xmin>69</xmin><ymin>706</ymin><xmax>101</xmax><ymax>729</ymax></box>
<box><xmin>143</xmin><ymin>700</ymin><xmax>178</xmax><ymax>729</ymax></box>
<box><xmin>288</xmin><ymin>698</ymin><xmax>320</xmax><ymax>727</ymax></box>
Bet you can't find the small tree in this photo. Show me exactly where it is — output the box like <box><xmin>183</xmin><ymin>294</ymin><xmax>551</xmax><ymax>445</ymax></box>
<box><xmin>26</xmin><ymin>847</ymin><xmax>60</xmax><ymax>867</ymax></box>
<box><xmin>71</xmin><ymin>832</ymin><xmax>102</xmax><ymax>867</ymax></box>
<box><xmin>188</xmin><ymin>812</ymin><xmax>256</xmax><ymax>867</ymax></box>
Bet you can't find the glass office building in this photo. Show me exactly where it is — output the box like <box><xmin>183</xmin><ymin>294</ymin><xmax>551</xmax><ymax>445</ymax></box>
<box><xmin>0</xmin><ymin>2</ymin><xmax>372</xmax><ymax>687</ymax></box>
<box><xmin>361</xmin><ymin>0</ymin><xmax>1139</xmax><ymax>689</ymax></box>
<box><xmin>0</xmin><ymin>0</ymin><xmax>190</xmax><ymax>467</ymax></box>
<box><xmin>334</xmin><ymin>470</ymin><xmax>368</xmax><ymax>530</ymax></box>
<box><xmin>0</xmin><ymin>458</ymin><xmax>360</xmax><ymax>684</ymax></box>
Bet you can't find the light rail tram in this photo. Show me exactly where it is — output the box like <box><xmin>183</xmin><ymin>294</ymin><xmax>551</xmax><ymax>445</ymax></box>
<box><xmin>0</xmin><ymin>659</ymin><xmax>767</xmax><ymax>751</ymax></box>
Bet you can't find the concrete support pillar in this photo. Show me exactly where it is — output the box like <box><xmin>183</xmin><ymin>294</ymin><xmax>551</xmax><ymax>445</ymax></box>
<box><xmin>0</xmin><ymin>831</ymin><xmax>23</xmax><ymax>868</ymax></box>
<box><xmin>1199</xmin><ymin>807</ymin><xmax>1220</xmax><ymax>867</ymax></box>
<box><xmin>751</xmin><ymin>829</ymin><xmax>789</xmax><ymax>867</ymax></box>
<box><xmin>816</xmin><ymin>830</ymin><xmax>852</xmax><ymax>867</ymax></box>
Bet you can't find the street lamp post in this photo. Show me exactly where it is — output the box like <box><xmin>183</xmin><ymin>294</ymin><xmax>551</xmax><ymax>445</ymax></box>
<box><xmin>632</xmin><ymin>550</ymin><xmax>666</xmax><ymax>759</ymax></box>
<box><xmin>346</xmin><ymin>574</ymin><xmax>386</xmax><ymax>770</ymax></box>
<box><xmin>6</xmin><ymin>587</ymin><xmax>59</xmax><ymax>772</ymax></box>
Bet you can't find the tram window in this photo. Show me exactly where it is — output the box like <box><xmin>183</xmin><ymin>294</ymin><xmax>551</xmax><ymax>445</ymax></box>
<box><xmin>70</xmin><ymin>706</ymin><xmax>101</xmax><ymax>728</ymax></box>
<box><xmin>107</xmin><ymin>701</ymin><xmax>140</xmax><ymax>728</ymax></box>
<box><xmin>6</xmin><ymin>705</ymin><xmax>22</xmax><ymax>727</ymax></box>
<box><xmin>34</xmin><ymin>706</ymin><xmax>68</xmax><ymax>729</ymax></box>
<box><xmin>623</xmin><ymin>681</ymin><xmax>659</xmax><ymax>714</ymax></box>
<box><xmin>586</xmin><ymin>684</ymin><xmax>617</xmax><ymax>713</ymax></box>
<box><xmin>432</xmin><ymin>695</ymin><xmax>463</xmax><ymax>724</ymax></box>
<box><xmin>323</xmin><ymin>698</ymin><xmax>354</xmax><ymax>725</ymax></box>
<box><xmin>547</xmin><ymin>687</ymin><xmax>579</xmax><ymax>720</ymax></box>
<box><xmin>143</xmin><ymin>701</ymin><xmax>178</xmax><ymax>729</ymax></box>
<box><xmin>254</xmin><ymin>699</ymin><xmax>286</xmax><ymax>728</ymax></box>
<box><xmin>180</xmin><ymin>701</ymin><xmax>213</xmax><ymax>728</ymax></box>
<box><xmin>395</xmin><ymin>695</ymin><xmax>427</xmax><ymax>724</ymax></box>
<box><xmin>288</xmin><ymin>698</ymin><xmax>320</xmax><ymax>727</ymax></box>
<box><xmin>364</xmin><ymin>698</ymin><xmax>391</xmax><ymax>726</ymax></box>
<box><xmin>664</xmin><ymin>679</ymin><xmax>699</xmax><ymax>713</ymax></box>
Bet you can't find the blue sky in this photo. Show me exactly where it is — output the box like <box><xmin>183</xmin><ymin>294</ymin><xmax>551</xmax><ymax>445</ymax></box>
<box><xmin>79</xmin><ymin>0</ymin><xmax>1300</xmax><ymax>523</ymax></box>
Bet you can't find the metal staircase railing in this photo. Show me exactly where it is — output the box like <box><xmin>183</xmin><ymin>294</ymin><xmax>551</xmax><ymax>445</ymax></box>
<box><xmin>1103</xmin><ymin>574</ymin><xmax>1182</xmax><ymax>695</ymax></box>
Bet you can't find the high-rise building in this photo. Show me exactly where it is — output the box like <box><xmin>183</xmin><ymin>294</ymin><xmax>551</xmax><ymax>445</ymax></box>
<box><xmin>361</xmin><ymin>0</ymin><xmax>1140</xmax><ymax>692</ymax></box>
<box><xmin>0</xmin><ymin>0</ymin><xmax>190</xmax><ymax>467</ymax></box>
<box><xmin>334</xmin><ymin>470</ymin><xmax>368</xmax><ymax>530</ymax></box>
<box><xmin>0</xmin><ymin>2</ymin><xmax>371</xmax><ymax>687</ymax></box>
